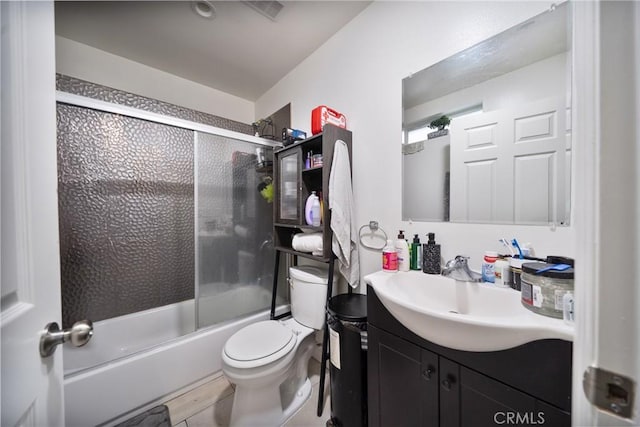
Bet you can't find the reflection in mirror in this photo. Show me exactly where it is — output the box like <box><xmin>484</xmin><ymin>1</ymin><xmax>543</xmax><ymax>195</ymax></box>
<box><xmin>402</xmin><ymin>2</ymin><xmax>572</xmax><ymax>226</ymax></box>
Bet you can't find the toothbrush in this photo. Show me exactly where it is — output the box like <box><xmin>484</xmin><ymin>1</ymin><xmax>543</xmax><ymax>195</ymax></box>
<box><xmin>511</xmin><ymin>238</ymin><xmax>524</xmax><ymax>259</ymax></box>
<box><xmin>499</xmin><ymin>238</ymin><xmax>515</xmax><ymax>256</ymax></box>
<box><xmin>535</xmin><ymin>264</ymin><xmax>572</xmax><ymax>274</ymax></box>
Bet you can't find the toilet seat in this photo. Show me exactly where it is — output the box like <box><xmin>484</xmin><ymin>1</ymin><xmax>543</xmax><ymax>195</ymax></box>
<box><xmin>223</xmin><ymin>320</ymin><xmax>296</xmax><ymax>369</ymax></box>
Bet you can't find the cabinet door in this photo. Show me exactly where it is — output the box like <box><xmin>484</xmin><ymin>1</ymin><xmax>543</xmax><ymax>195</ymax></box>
<box><xmin>440</xmin><ymin>357</ymin><xmax>461</xmax><ymax>427</ymax></box>
<box><xmin>459</xmin><ymin>366</ymin><xmax>536</xmax><ymax>427</ymax></box>
<box><xmin>276</xmin><ymin>148</ymin><xmax>300</xmax><ymax>223</ymax></box>
<box><xmin>369</xmin><ymin>326</ymin><xmax>439</xmax><ymax>427</ymax></box>
<box><xmin>420</xmin><ymin>349</ymin><xmax>439</xmax><ymax>426</ymax></box>
<box><xmin>535</xmin><ymin>400</ymin><xmax>571</xmax><ymax>427</ymax></box>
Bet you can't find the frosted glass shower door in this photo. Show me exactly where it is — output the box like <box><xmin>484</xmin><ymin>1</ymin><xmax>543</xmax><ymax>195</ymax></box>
<box><xmin>57</xmin><ymin>104</ymin><xmax>195</xmax><ymax>324</ymax></box>
<box><xmin>196</xmin><ymin>132</ymin><xmax>284</xmax><ymax>328</ymax></box>
<box><xmin>56</xmin><ymin>103</ymin><xmax>196</xmax><ymax>373</ymax></box>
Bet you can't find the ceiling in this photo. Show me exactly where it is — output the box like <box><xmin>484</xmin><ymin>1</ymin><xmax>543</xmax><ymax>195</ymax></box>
<box><xmin>55</xmin><ymin>1</ymin><xmax>371</xmax><ymax>101</ymax></box>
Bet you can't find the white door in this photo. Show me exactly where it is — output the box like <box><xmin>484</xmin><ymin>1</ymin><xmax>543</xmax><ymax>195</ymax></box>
<box><xmin>450</xmin><ymin>97</ymin><xmax>567</xmax><ymax>224</ymax></box>
<box><xmin>1</xmin><ymin>2</ymin><xmax>65</xmax><ymax>426</ymax></box>
<box><xmin>573</xmin><ymin>1</ymin><xmax>640</xmax><ymax>425</ymax></box>
<box><xmin>509</xmin><ymin>97</ymin><xmax>567</xmax><ymax>225</ymax></box>
<box><xmin>450</xmin><ymin>109</ymin><xmax>508</xmax><ymax>223</ymax></box>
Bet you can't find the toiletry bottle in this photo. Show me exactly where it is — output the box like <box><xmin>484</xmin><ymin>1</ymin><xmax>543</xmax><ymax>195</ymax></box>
<box><xmin>396</xmin><ymin>230</ymin><xmax>410</xmax><ymax>272</ymax></box>
<box><xmin>304</xmin><ymin>191</ymin><xmax>318</xmax><ymax>225</ymax></box>
<box><xmin>481</xmin><ymin>251</ymin><xmax>499</xmax><ymax>283</ymax></box>
<box><xmin>305</xmin><ymin>151</ymin><xmax>311</xmax><ymax>169</ymax></box>
<box><xmin>304</xmin><ymin>191</ymin><xmax>315</xmax><ymax>225</ymax></box>
<box><xmin>382</xmin><ymin>239</ymin><xmax>398</xmax><ymax>272</ymax></box>
<box><xmin>494</xmin><ymin>257</ymin><xmax>511</xmax><ymax>287</ymax></box>
<box><xmin>509</xmin><ymin>257</ymin><xmax>524</xmax><ymax>290</ymax></box>
<box><xmin>310</xmin><ymin>192</ymin><xmax>321</xmax><ymax>227</ymax></box>
<box><xmin>410</xmin><ymin>234</ymin><xmax>422</xmax><ymax>270</ymax></box>
<box><xmin>422</xmin><ymin>232</ymin><xmax>441</xmax><ymax>274</ymax></box>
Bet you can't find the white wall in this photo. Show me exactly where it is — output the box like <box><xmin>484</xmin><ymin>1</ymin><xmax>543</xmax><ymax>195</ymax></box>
<box><xmin>256</xmin><ymin>1</ymin><xmax>574</xmax><ymax>288</ymax></box>
<box><xmin>55</xmin><ymin>36</ymin><xmax>254</xmax><ymax>124</ymax></box>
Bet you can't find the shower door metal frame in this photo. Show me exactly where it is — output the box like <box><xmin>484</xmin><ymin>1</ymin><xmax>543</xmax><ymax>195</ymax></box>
<box><xmin>56</xmin><ymin>91</ymin><xmax>281</xmax><ymax>150</ymax></box>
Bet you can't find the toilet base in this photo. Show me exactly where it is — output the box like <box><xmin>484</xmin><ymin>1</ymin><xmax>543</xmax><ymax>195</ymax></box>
<box><xmin>229</xmin><ymin>377</ymin><xmax>312</xmax><ymax>426</ymax></box>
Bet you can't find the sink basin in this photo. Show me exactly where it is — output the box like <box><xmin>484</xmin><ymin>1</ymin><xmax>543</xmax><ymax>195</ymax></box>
<box><xmin>364</xmin><ymin>270</ymin><xmax>574</xmax><ymax>351</ymax></box>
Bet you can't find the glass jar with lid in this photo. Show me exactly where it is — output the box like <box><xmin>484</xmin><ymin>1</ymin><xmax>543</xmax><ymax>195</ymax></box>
<box><xmin>521</xmin><ymin>262</ymin><xmax>574</xmax><ymax>319</ymax></box>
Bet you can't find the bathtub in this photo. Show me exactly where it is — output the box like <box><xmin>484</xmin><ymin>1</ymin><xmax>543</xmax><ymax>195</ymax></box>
<box><xmin>63</xmin><ymin>284</ymin><xmax>279</xmax><ymax>426</ymax></box>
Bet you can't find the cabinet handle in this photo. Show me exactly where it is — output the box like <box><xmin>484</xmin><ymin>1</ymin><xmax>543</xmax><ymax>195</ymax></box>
<box><xmin>422</xmin><ymin>367</ymin><xmax>435</xmax><ymax>380</ymax></box>
<box><xmin>441</xmin><ymin>376</ymin><xmax>456</xmax><ymax>391</ymax></box>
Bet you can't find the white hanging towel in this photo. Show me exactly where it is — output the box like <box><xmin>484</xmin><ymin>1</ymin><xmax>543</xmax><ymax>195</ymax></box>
<box><xmin>329</xmin><ymin>140</ymin><xmax>360</xmax><ymax>288</ymax></box>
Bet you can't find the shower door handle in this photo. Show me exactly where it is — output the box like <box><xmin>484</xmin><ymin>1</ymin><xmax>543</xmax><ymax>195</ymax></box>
<box><xmin>39</xmin><ymin>320</ymin><xmax>93</xmax><ymax>358</ymax></box>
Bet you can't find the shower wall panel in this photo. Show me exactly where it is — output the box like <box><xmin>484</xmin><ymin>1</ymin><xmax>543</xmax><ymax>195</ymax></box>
<box><xmin>57</xmin><ymin>104</ymin><xmax>194</xmax><ymax>328</ymax></box>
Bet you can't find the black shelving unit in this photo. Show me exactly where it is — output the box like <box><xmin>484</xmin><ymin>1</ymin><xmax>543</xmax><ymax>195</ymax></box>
<box><xmin>268</xmin><ymin>124</ymin><xmax>353</xmax><ymax>417</ymax></box>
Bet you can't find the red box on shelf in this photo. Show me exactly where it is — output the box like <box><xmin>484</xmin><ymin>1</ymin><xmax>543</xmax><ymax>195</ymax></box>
<box><xmin>311</xmin><ymin>105</ymin><xmax>347</xmax><ymax>135</ymax></box>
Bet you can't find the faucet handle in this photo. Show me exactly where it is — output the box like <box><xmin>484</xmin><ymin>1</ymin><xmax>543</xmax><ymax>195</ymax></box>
<box><xmin>453</xmin><ymin>255</ymin><xmax>470</xmax><ymax>265</ymax></box>
<box><xmin>445</xmin><ymin>255</ymin><xmax>469</xmax><ymax>268</ymax></box>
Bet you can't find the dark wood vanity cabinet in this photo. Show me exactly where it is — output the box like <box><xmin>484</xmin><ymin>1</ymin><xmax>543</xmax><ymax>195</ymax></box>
<box><xmin>367</xmin><ymin>285</ymin><xmax>572</xmax><ymax>427</ymax></box>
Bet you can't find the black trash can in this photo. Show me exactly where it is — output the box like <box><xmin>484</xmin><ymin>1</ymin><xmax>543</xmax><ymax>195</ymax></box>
<box><xmin>327</xmin><ymin>293</ymin><xmax>367</xmax><ymax>427</ymax></box>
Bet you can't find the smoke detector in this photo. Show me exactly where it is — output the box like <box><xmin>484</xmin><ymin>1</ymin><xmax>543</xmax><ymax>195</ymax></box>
<box><xmin>243</xmin><ymin>1</ymin><xmax>284</xmax><ymax>21</ymax></box>
<box><xmin>191</xmin><ymin>0</ymin><xmax>216</xmax><ymax>19</ymax></box>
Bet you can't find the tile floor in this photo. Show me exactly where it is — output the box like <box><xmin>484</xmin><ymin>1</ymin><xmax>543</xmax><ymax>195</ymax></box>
<box><xmin>164</xmin><ymin>359</ymin><xmax>331</xmax><ymax>427</ymax></box>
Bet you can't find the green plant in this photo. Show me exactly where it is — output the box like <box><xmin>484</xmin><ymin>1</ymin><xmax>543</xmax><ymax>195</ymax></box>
<box><xmin>429</xmin><ymin>115</ymin><xmax>451</xmax><ymax>131</ymax></box>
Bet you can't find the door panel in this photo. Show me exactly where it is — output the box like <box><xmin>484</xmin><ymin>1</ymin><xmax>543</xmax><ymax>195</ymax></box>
<box><xmin>1</xmin><ymin>2</ymin><xmax>64</xmax><ymax>425</ymax></box>
<box><xmin>378</xmin><ymin>334</ymin><xmax>423</xmax><ymax>426</ymax></box>
<box><xmin>514</xmin><ymin>152</ymin><xmax>555</xmax><ymax>223</ymax></box>
<box><xmin>450</xmin><ymin>109</ymin><xmax>509</xmax><ymax>223</ymax></box>
<box><xmin>439</xmin><ymin>357</ymin><xmax>460</xmax><ymax>427</ymax></box>
<box><xmin>465</xmin><ymin>159</ymin><xmax>498</xmax><ymax>222</ymax></box>
<box><xmin>420</xmin><ymin>349</ymin><xmax>439</xmax><ymax>426</ymax></box>
<box><xmin>511</xmin><ymin>97</ymin><xmax>566</xmax><ymax>224</ymax></box>
<box><xmin>460</xmin><ymin>367</ymin><xmax>536</xmax><ymax>427</ymax></box>
<box><xmin>450</xmin><ymin>97</ymin><xmax>566</xmax><ymax>224</ymax></box>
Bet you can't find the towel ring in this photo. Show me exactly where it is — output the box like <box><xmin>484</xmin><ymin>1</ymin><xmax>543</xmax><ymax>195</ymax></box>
<box><xmin>358</xmin><ymin>221</ymin><xmax>388</xmax><ymax>251</ymax></box>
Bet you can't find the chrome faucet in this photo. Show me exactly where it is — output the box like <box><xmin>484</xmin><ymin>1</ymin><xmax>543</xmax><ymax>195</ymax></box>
<box><xmin>441</xmin><ymin>256</ymin><xmax>482</xmax><ymax>282</ymax></box>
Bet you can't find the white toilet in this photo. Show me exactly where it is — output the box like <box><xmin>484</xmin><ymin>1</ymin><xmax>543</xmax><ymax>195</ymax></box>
<box><xmin>222</xmin><ymin>265</ymin><xmax>329</xmax><ymax>426</ymax></box>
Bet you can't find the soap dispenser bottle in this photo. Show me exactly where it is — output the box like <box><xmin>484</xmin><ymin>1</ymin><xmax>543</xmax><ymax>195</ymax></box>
<box><xmin>410</xmin><ymin>234</ymin><xmax>422</xmax><ymax>270</ymax></box>
<box><xmin>396</xmin><ymin>230</ymin><xmax>410</xmax><ymax>272</ymax></box>
<box><xmin>422</xmin><ymin>232</ymin><xmax>441</xmax><ymax>274</ymax></box>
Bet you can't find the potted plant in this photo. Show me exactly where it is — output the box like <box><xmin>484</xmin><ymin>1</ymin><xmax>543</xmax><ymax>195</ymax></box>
<box><xmin>428</xmin><ymin>115</ymin><xmax>451</xmax><ymax>139</ymax></box>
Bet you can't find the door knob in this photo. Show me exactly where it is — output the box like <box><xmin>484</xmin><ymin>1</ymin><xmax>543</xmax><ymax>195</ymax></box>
<box><xmin>39</xmin><ymin>320</ymin><xmax>93</xmax><ymax>358</ymax></box>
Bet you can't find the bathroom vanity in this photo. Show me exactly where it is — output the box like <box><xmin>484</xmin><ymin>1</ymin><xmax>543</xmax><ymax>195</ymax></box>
<box><xmin>367</xmin><ymin>285</ymin><xmax>572</xmax><ymax>427</ymax></box>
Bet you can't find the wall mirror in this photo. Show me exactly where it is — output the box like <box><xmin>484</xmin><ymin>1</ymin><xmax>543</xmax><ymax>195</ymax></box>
<box><xmin>402</xmin><ymin>2</ymin><xmax>572</xmax><ymax>226</ymax></box>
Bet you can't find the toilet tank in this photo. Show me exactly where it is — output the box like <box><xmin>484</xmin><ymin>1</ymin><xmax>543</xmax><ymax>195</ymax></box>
<box><xmin>289</xmin><ymin>265</ymin><xmax>329</xmax><ymax>329</ymax></box>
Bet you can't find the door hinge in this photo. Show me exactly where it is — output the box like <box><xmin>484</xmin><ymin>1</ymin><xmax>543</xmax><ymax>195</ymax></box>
<box><xmin>583</xmin><ymin>366</ymin><xmax>635</xmax><ymax>419</ymax></box>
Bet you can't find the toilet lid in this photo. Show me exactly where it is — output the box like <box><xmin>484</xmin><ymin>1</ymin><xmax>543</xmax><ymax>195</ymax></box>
<box><xmin>224</xmin><ymin>320</ymin><xmax>294</xmax><ymax>362</ymax></box>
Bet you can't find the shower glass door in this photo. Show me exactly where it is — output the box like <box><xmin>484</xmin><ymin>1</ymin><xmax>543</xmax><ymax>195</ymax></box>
<box><xmin>57</xmin><ymin>103</ymin><xmax>196</xmax><ymax>374</ymax></box>
<box><xmin>196</xmin><ymin>132</ymin><xmax>285</xmax><ymax>328</ymax></box>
